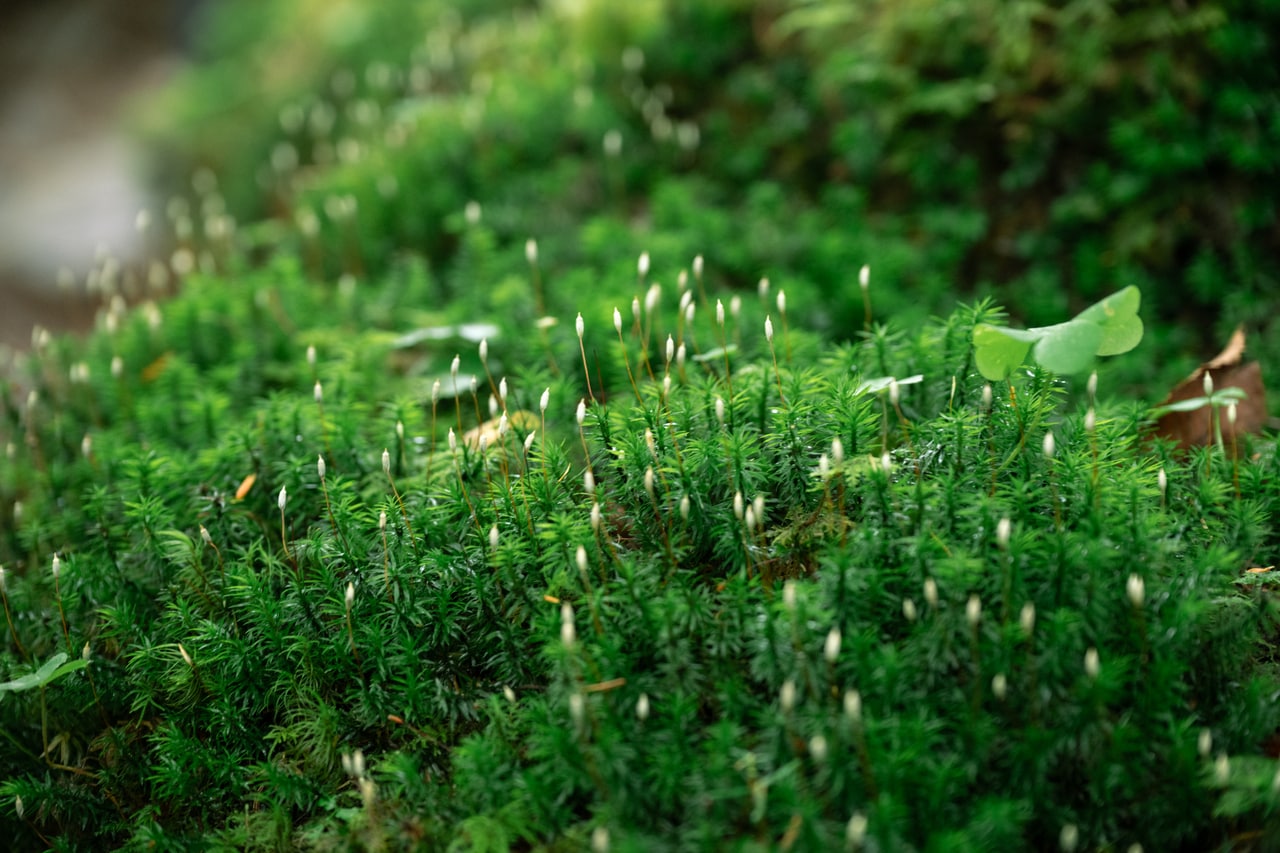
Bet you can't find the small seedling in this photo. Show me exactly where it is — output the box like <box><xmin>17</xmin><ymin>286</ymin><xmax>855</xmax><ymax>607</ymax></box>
<box><xmin>973</xmin><ymin>286</ymin><xmax>1144</xmax><ymax>380</ymax></box>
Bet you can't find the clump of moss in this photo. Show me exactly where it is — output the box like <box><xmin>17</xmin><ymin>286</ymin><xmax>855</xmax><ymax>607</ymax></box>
<box><xmin>1</xmin><ymin>245</ymin><xmax>1279</xmax><ymax>849</ymax></box>
<box><xmin>2</xmin><ymin>0</ymin><xmax>1279</xmax><ymax>848</ymax></box>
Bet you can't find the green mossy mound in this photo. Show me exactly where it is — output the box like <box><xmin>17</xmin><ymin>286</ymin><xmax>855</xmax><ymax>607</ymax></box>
<box><xmin>4</xmin><ymin>0</ymin><xmax>1280</xmax><ymax>849</ymax></box>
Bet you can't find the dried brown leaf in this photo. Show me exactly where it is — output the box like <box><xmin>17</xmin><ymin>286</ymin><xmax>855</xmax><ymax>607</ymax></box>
<box><xmin>1154</xmin><ymin>326</ymin><xmax>1267</xmax><ymax>449</ymax></box>
<box><xmin>1205</xmin><ymin>325</ymin><xmax>1248</xmax><ymax>370</ymax></box>
<box><xmin>462</xmin><ymin>410</ymin><xmax>537</xmax><ymax>449</ymax></box>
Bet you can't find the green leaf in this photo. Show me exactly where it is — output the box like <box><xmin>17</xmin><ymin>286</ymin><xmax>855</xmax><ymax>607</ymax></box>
<box><xmin>1032</xmin><ymin>319</ymin><xmax>1103</xmax><ymax>376</ymax></box>
<box><xmin>1213</xmin><ymin>387</ymin><xmax>1249</xmax><ymax>402</ymax></box>
<box><xmin>0</xmin><ymin>653</ymin><xmax>89</xmax><ymax>701</ymax></box>
<box><xmin>973</xmin><ymin>288</ymin><xmax>1144</xmax><ymax>380</ymax></box>
<box><xmin>855</xmin><ymin>374</ymin><xmax>924</xmax><ymax>394</ymax></box>
<box><xmin>1076</xmin><ymin>286</ymin><xmax>1143</xmax><ymax>356</ymax></box>
<box><xmin>973</xmin><ymin>324</ymin><xmax>1034</xmax><ymax>381</ymax></box>
<box><xmin>1150</xmin><ymin>396</ymin><xmax>1212</xmax><ymax>416</ymax></box>
<box><xmin>693</xmin><ymin>345</ymin><xmax>739</xmax><ymax>363</ymax></box>
<box><xmin>393</xmin><ymin>324</ymin><xmax>500</xmax><ymax>349</ymax></box>
<box><xmin>1149</xmin><ymin>387</ymin><xmax>1248</xmax><ymax>418</ymax></box>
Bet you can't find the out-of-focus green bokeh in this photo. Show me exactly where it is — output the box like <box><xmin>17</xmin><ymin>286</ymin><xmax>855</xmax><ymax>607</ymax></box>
<box><xmin>138</xmin><ymin>0</ymin><xmax>1280</xmax><ymax>399</ymax></box>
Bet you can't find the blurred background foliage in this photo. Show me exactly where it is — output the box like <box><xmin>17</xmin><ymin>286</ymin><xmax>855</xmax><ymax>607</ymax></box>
<box><xmin>137</xmin><ymin>0</ymin><xmax>1279</xmax><ymax>399</ymax></box>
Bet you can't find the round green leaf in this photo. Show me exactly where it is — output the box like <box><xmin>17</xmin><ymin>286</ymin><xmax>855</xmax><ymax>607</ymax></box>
<box><xmin>974</xmin><ymin>324</ymin><xmax>1034</xmax><ymax>381</ymax></box>
<box><xmin>1077</xmin><ymin>286</ymin><xmax>1143</xmax><ymax>356</ymax></box>
<box><xmin>1032</xmin><ymin>319</ymin><xmax>1104</xmax><ymax>375</ymax></box>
